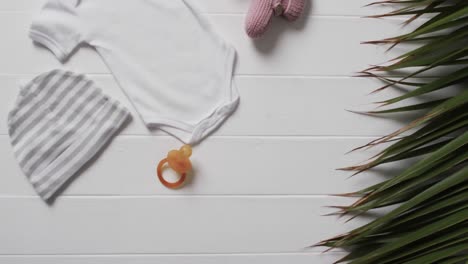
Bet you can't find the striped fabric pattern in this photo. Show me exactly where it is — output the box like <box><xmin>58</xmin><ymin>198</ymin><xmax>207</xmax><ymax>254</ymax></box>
<box><xmin>7</xmin><ymin>70</ymin><xmax>131</xmax><ymax>201</ymax></box>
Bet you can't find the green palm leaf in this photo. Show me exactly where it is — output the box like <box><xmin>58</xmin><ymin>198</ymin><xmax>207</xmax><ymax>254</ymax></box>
<box><xmin>319</xmin><ymin>0</ymin><xmax>468</xmax><ymax>263</ymax></box>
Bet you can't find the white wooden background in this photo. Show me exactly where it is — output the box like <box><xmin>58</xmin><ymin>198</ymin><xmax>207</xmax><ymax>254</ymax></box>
<box><xmin>0</xmin><ymin>1</ymin><xmax>421</xmax><ymax>263</ymax></box>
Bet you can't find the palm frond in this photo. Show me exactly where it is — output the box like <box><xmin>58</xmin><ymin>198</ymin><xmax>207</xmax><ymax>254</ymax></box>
<box><xmin>319</xmin><ymin>0</ymin><xmax>468</xmax><ymax>263</ymax></box>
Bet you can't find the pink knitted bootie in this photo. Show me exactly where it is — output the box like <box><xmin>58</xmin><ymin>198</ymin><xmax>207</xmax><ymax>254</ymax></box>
<box><xmin>245</xmin><ymin>0</ymin><xmax>306</xmax><ymax>38</ymax></box>
<box><xmin>245</xmin><ymin>0</ymin><xmax>274</xmax><ymax>38</ymax></box>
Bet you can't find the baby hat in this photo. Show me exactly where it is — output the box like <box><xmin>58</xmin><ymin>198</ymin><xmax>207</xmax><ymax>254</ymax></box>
<box><xmin>8</xmin><ymin>70</ymin><xmax>131</xmax><ymax>201</ymax></box>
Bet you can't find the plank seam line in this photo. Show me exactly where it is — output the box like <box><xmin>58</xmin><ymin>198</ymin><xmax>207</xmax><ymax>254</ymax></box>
<box><xmin>0</xmin><ymin>73</ymin><xmax>443</xmax><ymax>78</ymax></box>
<box><xmin>207</xmin><ymin>14</ymin><xmax>416</xmax><ymax>21</ymax></box>
<box><xmin>0</xmin><ymin>135</ymin><xmax>388</xmax><ymax>139</ymax></box>
<box><xmin>0</xmin><ymin>252</ymin><xmax>346</xmax><ymax>256</ymax></box>
<box><xmin>0</xmin><ymin>194</ymin><xmax>346</xmax><ymax>198</ymax></box>
<box><xmin>0</xmin><ymin>10</ymin><xmax>410</xmax><ymax>20</ymax></box>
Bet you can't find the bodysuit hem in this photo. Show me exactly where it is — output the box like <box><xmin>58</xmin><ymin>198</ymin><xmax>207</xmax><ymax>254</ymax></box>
<box><xmin>144</xmin><ymin>98</ymin><xmax>238</xmax><ymax>144</ymax></box>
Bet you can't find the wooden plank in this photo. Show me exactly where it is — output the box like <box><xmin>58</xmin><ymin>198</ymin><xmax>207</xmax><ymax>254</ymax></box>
<box><xmin>189</xmin><ymin>0</ymin><xmax>395</xmax><ymax>15</ymax></box>
<box><xmin>0</xmin><ymin>75</ymin><xmax>436</xmax><ymax>137</ymax></box>
<box><xmin>0</xmin><ymin>253</ymin><xmax>345</xmax><ymax>264</ymax></box>
<box><xmin>0</xmin><ymin>13</ymin><xmax>409</xmax><ymax>76</ymax></box>
<box><xmin>0</xmin><ymin>196</ymin><xmax>364</xmax><ymax>254</ymax></box>
<box><xmin>0</xmin><ymin>136</ymin><xmax>388</xmax><ymax>195</ymax></box>
<box><xmin>0</xmin><ymin>0</ymin><xmax>394</xmax><ymax>16</ymax></box>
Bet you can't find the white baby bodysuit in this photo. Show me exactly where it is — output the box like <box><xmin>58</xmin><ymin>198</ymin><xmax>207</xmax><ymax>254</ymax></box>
<box><xmin>30</xmin><ymin>0</ymin><xmax>239</xmax><ymax>144</ymax></box>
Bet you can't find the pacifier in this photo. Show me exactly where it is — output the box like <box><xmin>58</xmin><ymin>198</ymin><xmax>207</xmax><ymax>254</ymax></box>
<box><xmin>157</xmin><ymin>144</ymin><xmax>193</xmax><ymax>189</ymax></box>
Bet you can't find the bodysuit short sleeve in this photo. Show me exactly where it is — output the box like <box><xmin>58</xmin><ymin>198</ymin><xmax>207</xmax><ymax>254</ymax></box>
<box><xmin>29</xmin><ymin>0</ymin><xmax>85</xmax><ymax>62</ymax></box>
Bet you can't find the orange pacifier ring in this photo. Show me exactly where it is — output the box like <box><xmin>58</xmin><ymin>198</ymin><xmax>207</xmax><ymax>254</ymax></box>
<box><xmin>157</xmin><ymin>144</ymin><xmax>193</xmax><ymax>189</ymax></box>
<box><xmin>157</xmin><ymin>158</ymin><xmax>187</xmax><ymax>189</ymax></box>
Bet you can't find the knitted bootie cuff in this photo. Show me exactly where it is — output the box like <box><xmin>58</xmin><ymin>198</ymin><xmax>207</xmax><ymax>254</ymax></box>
<box><xmin>282</xmin><ymin>0</ymin><xmax>306</xmax><ymax>21</ymax></box>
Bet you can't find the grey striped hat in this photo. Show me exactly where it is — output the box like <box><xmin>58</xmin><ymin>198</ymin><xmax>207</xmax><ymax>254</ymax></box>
<box><xmin>7</xmin><ymin>69</ymin><xmax>131</xmax><ymax>201</ymax></box>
